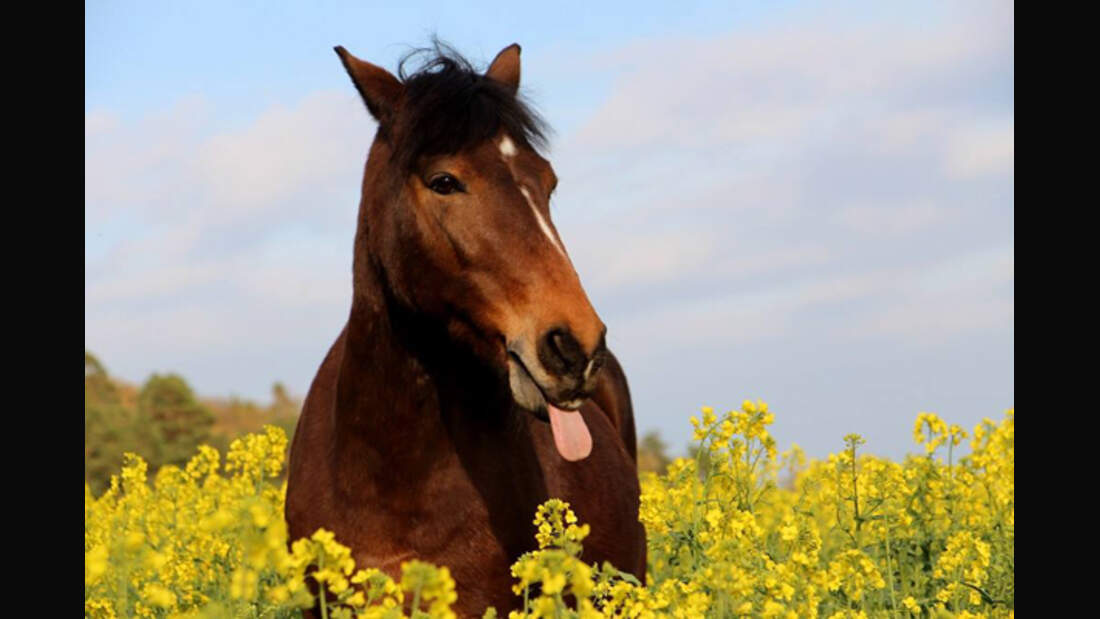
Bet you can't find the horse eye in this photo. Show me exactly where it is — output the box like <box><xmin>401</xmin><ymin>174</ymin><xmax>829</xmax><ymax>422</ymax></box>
<box><xmin>428</xmin><ymin>174</ymin><xmax>462</xmax><ymax>195</ymax></box>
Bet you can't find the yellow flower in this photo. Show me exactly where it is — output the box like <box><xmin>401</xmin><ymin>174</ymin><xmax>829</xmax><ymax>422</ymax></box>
<box><xmin>140</xmin><ymin>584</ymin><xmax>177</xmax><ymax>609</ymax></box>
<box><xmin>779</xmin><ymin>522</ymin><xmax>798</xmax><ymax>542</ymax></box>
<box><xmin>902</xmin><ymin>596</ymin><xmax>919</xmax><ymax>614</ymax></box>
<box><xmin>85</xmin><ymin>545</ymin><xmax>109</xmax><ymax>585</ymax></box>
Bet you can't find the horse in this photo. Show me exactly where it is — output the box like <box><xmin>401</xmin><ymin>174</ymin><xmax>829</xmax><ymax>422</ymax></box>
<box><xmin>285</xmin><ymin>41</ymin><xmax>646</xmax><ymax>617</ymax></box>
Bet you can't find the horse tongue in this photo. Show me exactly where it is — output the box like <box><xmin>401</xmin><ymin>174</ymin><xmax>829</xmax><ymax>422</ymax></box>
<box><xmin>547</xmin><ymin>404</ymin><xmax>592</xmax><ymax>462</ymax></box>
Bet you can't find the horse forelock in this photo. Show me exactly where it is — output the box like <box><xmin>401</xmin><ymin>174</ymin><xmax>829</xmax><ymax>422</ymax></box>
<box><xmin>385</xmin><ymin>40</ymin><xmax>549</xmax><ymax>171</ymax></box>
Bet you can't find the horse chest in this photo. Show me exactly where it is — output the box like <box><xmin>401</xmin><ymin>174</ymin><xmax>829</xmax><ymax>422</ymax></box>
<box><xmin>345</xmin><ymin>437</ymin><xmax>639</xmax><ymax>590</ymax></box>
<box><xmin>528</xmin><ymin>413</ymin><xmax>647</xmax><ymax>573</ymax></box>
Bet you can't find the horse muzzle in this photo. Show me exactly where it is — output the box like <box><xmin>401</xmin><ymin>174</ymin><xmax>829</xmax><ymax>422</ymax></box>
<box><xmin>506</xmin><ymin>328</ymin><xmax>607</xmax><ymax>418</ymax></box>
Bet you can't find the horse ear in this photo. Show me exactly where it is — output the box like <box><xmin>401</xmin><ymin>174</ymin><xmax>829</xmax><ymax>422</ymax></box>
<box><xmin>486</xmin><ymin>43</ymin><xmax>521</xmax><ymax>94</ymax></box>
<box><xmin>334</xmin><ymin>46</ymin><xmax>403</xmax><ymax>123</ymax></box>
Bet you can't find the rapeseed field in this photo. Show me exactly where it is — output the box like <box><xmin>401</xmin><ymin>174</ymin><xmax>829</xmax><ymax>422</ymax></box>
<box><xmin>84</xmin><ymin>403</ymin><xmax>1014</xmax><ymax>618</ymax></box>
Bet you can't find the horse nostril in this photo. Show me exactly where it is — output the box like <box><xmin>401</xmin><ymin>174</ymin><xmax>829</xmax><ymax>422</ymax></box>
<box><xmin>585</xmin><ymin>345</ymin><xmax>607</xmax><ymax>382</ymax></box>
<box><xmin>539</xmin><ymin>328</ymin><xmax>586</xmax><ymax>378</ymax></box>
<box><xmin>550</xmin><ymin>331</ymin><xmax>568</xmax><ymax>359</ymax></box>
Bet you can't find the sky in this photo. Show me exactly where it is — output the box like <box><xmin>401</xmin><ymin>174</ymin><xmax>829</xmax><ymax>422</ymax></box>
<box><xmin>85</xmin><ymin>0</ymin><xmax>1014</xmax><ymax>461</ymax></box>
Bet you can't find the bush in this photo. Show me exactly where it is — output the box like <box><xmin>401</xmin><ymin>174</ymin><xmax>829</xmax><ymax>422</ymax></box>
<box><xmin>137</xmin><ymin>373</ymin><xmax>216</xmax><ymax>469</ymax></box>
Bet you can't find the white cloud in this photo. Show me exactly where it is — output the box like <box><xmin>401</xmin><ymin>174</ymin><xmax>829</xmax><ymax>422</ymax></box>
<box><xmin>564</xmin><ymin>10</ymin><xmax>1011</xmax><ymax>156</ymax></box>
<box><xmin>85</xmin><ymin>91</ymin><xmax>370</xmax><ymax>232</ymax></box>
<box><xmin>611</xmin><ymin>243</ymin><xmax>1013</xmax><ymax>371</ymax></box>
<box><xmin>944</xmin><ymin>121</ymin><xmax>1015</xmax><ymax>179</ymax></box>
<box><xmin>574</xmin><ymin>230</ymin><xmax>719</xmax><ymax>290</ymax></box>
<box><xmin>85</xmin><ymin>109</ymin><xmax>118</xmax><ymax>139</ymax></box>
<box><xmin>195</xmin><ymin>91</ymin><xmax>371</xmax><ymax>221</ymax></box>
<box><xmin>835</xmin><ymin>202</ymin><xmax>951</xmax><ymax>236</ymax></box>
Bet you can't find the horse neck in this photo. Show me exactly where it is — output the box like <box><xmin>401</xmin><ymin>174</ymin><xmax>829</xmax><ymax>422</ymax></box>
<box><xmin>334</xmin><ymin>173</ymin><xmax>441</xmax><ymax>453</ymax></box>
<box><xmin>333</xmin><ymin>270</ymin><xmax>442</xmax><ymax>464</ymax></box>
<box><xmin>331</xmin><ymin>252</ymin><xmax>511</xmax><ymax>492</ymax></box>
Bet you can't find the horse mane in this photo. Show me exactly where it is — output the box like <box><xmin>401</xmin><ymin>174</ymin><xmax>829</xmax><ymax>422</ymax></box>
<box><xmin>388</xmin><ymin>39</ymin><xmax>549</xmax><ymax>170</ymax></box>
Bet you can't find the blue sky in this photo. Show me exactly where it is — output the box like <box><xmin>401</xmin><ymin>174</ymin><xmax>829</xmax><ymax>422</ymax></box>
<box><xmin>85</xmin><ymin>0</ymin><xmax>1014</xmax><ymax>460</ymax></box>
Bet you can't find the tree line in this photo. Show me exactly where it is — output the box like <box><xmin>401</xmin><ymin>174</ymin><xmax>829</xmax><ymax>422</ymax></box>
<box><xmin>84</xmin><ymin>351</ymin><xmax>300</xmax><ymax>494</ymax></box>
<box><xmin>85</xmin><ymin>351</ymin><xmax>674</xmax><ymax>494</ymax></box>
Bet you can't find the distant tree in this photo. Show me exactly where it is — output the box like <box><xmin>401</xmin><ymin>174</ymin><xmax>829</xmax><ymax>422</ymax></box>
<box><xmin>269</xmin><ymin>381</ymin><xmax>301</xmax><ymax>445</ymax></box>
<box><xmin>685</xmin><ymin>443</ymin><xmax>715</xmax><ymax>480</ymax></box>
<box><xmin>637</xmin><ymin>430</ymin><xmax>673</xmax><ymax>474</ymax></box>
<box><xmin>138</xmin><ymin>373</ymin><xmax>215</xmax><ymax>468</ymax></box>
<box><xmin>270</xmin><ymin>381</ymin><xmax>299</xmax><ymax>419</ymax></box>
<box><xmin>85</xmin><ymin>351</ymin><xmax>117</xmax><ymax>404</ymax></box>
<box><xmin>85</xmin><ymin>351</ymin><xmax>153</xmax><ymax>494</ymax></box>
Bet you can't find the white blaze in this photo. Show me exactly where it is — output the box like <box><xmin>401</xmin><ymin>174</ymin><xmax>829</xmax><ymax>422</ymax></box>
<box><xmin>520</xmin><ymin>186</ymin><xmax>566</xmax><ymax>257</ymax></box>
<box><xmin>499</xmin><ymin>135</ymin><xmax>567</xmax><ymax>258</ymax></box>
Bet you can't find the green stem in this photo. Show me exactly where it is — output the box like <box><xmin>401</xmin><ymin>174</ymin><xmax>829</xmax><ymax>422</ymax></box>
<box><xmin>885</xmin><ymin>514</ymin><xmax>897</xmax><ymax>615</ymax></box>
<box><xmin>318</xmin><ymin>553</ymin><xmax>328</xmax><ymax>619</ymax></box>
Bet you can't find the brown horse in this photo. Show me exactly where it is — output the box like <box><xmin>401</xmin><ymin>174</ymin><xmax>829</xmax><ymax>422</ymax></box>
<box><xmin>285</xmin><ymin>41</ymin><xmax>646</xmax><ymax>616</ymax></box>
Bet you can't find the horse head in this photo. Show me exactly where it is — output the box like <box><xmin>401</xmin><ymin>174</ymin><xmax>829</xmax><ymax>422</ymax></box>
<box><xmin>335</xmin><ymin>42</ymin><xmax>606</xmax><ymax>459</ymax></box>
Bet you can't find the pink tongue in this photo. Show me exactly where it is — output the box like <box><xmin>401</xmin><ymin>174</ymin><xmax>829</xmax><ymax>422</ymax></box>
<box><xmin>547</xmin><ymin>405</ymin><xmax>592</xmax><ymax>461</ymax></box>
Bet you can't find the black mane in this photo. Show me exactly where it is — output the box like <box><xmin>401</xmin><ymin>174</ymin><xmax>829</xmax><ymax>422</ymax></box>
<box><xmin>389</xmin><ymin>40</ymin><xmax>549</xmax><ymax>170</ymax></box>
